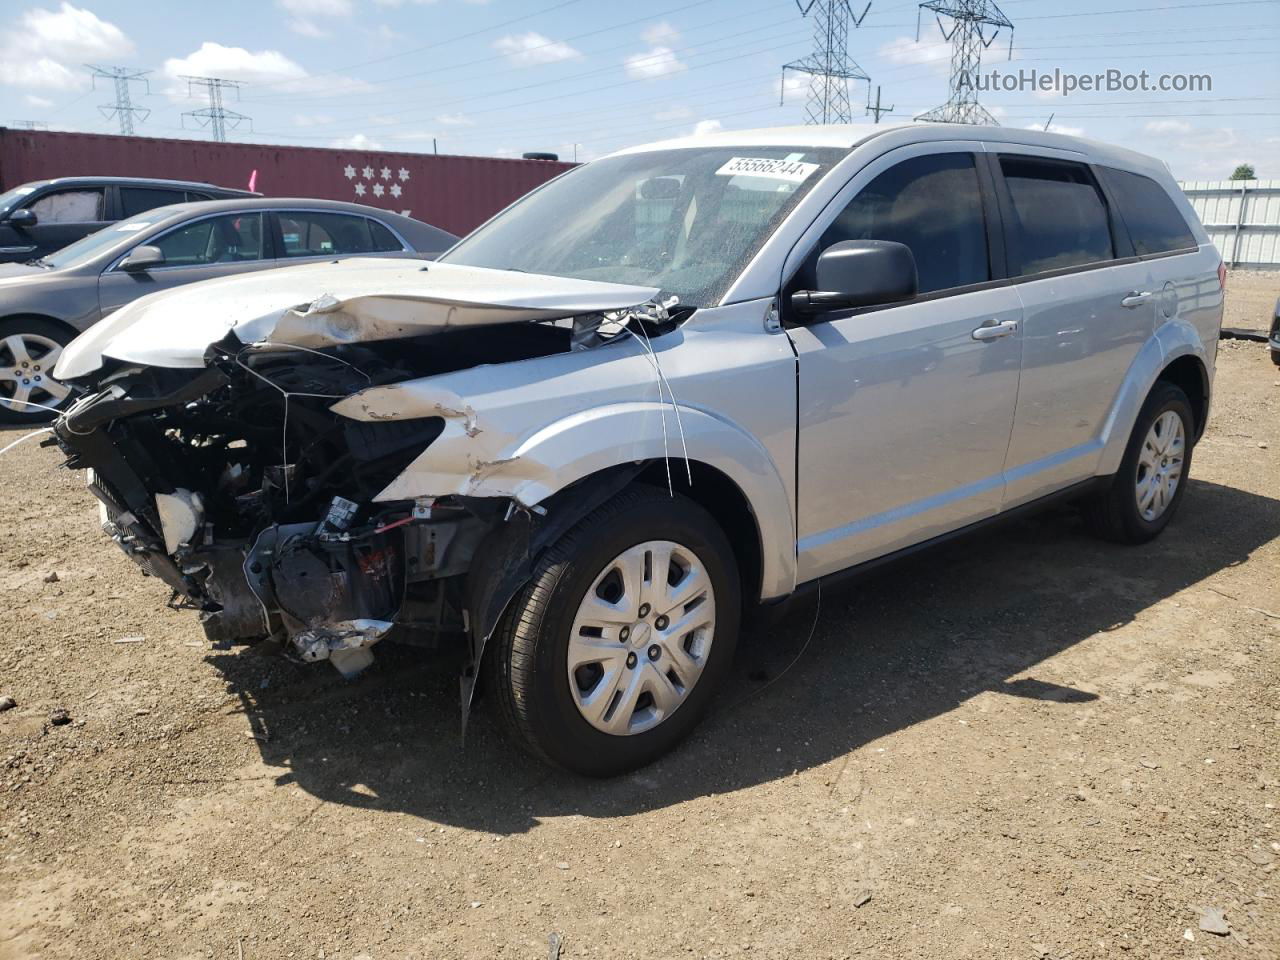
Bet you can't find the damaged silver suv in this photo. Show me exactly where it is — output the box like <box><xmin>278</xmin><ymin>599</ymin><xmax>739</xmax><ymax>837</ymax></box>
<box><xmin>51</xmin><ymin>124</ymin><xmax>1223</xmax><ymax>775</ymax></box>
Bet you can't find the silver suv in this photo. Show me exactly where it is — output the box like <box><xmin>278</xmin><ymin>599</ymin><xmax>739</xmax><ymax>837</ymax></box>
<box><xmin>50</xmin><ymin>124</ymin><xmax>1223</xmax><ymax>776</ymax></box>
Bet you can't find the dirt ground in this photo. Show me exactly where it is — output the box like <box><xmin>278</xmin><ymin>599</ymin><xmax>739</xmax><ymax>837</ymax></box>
<box><xmin>0</xmin><ymin>273</ymin><xmax>1277</xmax><ymax>960</ymax></box>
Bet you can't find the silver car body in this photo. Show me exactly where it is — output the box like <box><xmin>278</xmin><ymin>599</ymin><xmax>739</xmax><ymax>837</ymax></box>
<box><xmin>52</xmin><ymin>122</ymin><xmax>1222</xmax><ymax>668</ymax></box>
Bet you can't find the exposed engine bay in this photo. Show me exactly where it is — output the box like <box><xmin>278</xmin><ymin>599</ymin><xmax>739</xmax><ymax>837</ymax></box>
<box><xmin>50</xmin><ymin>262</ymin><xmax>682</xmax><ymax>693</ymax></box>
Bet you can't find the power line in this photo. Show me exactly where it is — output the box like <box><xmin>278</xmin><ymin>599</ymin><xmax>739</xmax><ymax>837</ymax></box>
<box><xmin>181</xmin><ymin>76</ymin><xmax>251</xmax><ymax>142</ymax></box>
<box><xmin>86</xmin><ymin>64</ymin><xmax>150</xmax><ymax>135</ymax></box>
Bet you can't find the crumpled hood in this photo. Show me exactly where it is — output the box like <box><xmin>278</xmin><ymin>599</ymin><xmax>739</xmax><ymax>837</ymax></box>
<box><xmin>55</xmin><ymin>257</ymin><xmax>660</xmax><ymax>380</ymax></box>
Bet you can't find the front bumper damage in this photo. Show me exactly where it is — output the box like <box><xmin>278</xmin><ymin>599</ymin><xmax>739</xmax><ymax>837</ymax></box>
<box><xmin>50</xmin><ymin>271</ymin><xmax>676</xmax><ymax>703</ymax></box>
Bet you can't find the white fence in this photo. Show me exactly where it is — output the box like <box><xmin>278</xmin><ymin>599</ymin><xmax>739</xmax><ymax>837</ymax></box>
<box><xmin>1179</xmin><ymin>179</ymin><xmax>1280</xmax><ymax>270</ymax></box>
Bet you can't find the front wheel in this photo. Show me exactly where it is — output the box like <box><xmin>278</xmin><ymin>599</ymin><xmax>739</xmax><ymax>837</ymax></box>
<box><xmin>0</xmin><ymin>318</ymin><xmax>74</xmax><ymax>424</ymax></box>
<box><xmin>486</xmin><ymin>486</ymin><xmax>741</xmax><ymax>776</ymax></box>
<box><xmin>1085</xmin><ymin>381</ymin><xmax>1195</xmax><ymax>544</ymax></box>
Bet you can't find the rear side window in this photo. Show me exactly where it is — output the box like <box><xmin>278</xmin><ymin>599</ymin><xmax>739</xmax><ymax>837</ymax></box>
<box><xmin>278</xmin><ymin>212</ymin><xmax>384</xmax><ymax>257</ymax></box>
<box><xmin>1097</xmin><ymin>167</ymin><xmax>1197</xmax><ymax>255</ymax></box>
<box><xmin>819</xmin><ymin>152</ymin><xmax>990</xmax><ymax>294</ymax></box>
<box><xmin>120</xmin><ymin>187</ymin><xmax>187</xmax><ymax>218</ymax></box>
<box><xmin>999</xmin><ymin>157</ymin><xmax>1114</xmax><ymax>276</ymax></box>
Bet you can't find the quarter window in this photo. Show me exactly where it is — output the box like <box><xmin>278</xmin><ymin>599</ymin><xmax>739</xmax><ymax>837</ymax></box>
<box><xmin>818</xmin><ymin>152</ymin><xmax>990</xmax><ymax>294</ymax></box>
<box><xmin>152</xmin><ymin>213</ymin><xmax>264</xmax><ymax>266</ymax></box>
<box><xmin>1096</xmin><ymin>167</ymin><xmax>1197</xmax><ymax>256</ymax></box>
<box><xmin>25</xmin><ymin>188</ymin><xmax>104</xmax><ymax>223</ymax></box>
<box><xmin>999</xmin><ymin>157</ymin><xmax>1114</xmax><ymax>276</ymax></box>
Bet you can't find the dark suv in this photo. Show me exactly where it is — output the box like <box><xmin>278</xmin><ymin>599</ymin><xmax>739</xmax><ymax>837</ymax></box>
<box><xmin>0</xmin><ymin>176</ymin><xmax>258</xmax><ymax>263</ymax></box>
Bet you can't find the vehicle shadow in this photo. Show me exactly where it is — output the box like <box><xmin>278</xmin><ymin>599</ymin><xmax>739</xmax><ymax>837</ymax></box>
<box><xmin>207</xmin><ymin>478</ymin><xmax>1280</xmax><ymax>834</ymax></box>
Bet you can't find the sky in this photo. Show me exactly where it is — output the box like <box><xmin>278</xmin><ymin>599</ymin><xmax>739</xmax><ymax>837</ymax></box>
<box><xmin>2</xmin><ymin>0</ymin><xmax>1278</xmax><ymax>180</ymax></box>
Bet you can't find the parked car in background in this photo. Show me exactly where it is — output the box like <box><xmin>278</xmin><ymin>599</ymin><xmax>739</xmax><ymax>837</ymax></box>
<box><xmin>0</xmin><ymin>176</ymin><xmax>259</xmax><ymax>264</ymax></box>
<box><xmin>48</xmin><ymin>124</ymin><xmax>1222</xmax><ymax>775</ymax></box>
<box><xmin>0</xmin><ymin>197</ymin><xmax>457</xmax><ymax>421</ymax></box>
<box><xmin>1271</xmin><ymin>297</ymin><xmax>1280</xmax><ymax>366</ymax></box>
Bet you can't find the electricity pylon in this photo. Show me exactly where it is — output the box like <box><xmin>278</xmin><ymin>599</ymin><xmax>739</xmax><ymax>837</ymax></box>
<box><xmin>181</xmin><ymin>76</ymin><xmax>251</xmax><ymax>142</ymax></box>
<box><xmin>87</xmin><ymin>65</ymin><xmax>151</xmax><ymax>135</ymax></box>
<box><xmin>914</xmin><ymin>0</ymin><xmax>1014</xmax><ymax>125</ymax></box>
<box><xmin>782</xmin><ymin>1</ymin><xmax>873</xmax><ymax>125</ymax></box>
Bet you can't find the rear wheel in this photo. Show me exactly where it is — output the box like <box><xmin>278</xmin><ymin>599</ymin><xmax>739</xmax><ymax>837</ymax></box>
<box><xmin>0</xmin><ymin>318</ymin><xmax>74</xmax><ymax>424</ymax></box>
<box><xmin>486</xmin><ymin>486</ymin><xmax>740</xmax><ymax>776</ymax></box>
<box><xmin>1085</xmin><ymin>381</ymin><xmax>1195</xmax><ymax>544</ymax></box>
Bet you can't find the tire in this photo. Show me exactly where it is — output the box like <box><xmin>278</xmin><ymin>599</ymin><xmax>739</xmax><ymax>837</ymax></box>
<box><xmin>486</xmin><ymin>485</ymin><xmax>741</xmax><ymax>777</ymax></box>
<box><xmin>1085</xmin><ymin>381</ymin><xmax>1195</xmax><ymax>544</ymax></box>
<box><xmin>0</xmin><ymin>317</ymin><xmax>75</xmax><ymax>424</ymax></box>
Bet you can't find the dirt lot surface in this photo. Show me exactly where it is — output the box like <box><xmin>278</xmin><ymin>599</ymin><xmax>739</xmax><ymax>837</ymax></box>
<box><xmin>1</xmin><ymin>273</ymin><xmax>1277</xmax><ymax>960</ymax></box>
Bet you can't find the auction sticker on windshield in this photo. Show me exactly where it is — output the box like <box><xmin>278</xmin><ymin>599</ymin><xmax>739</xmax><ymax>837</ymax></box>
<box><xmin>715</xmin><ymin>157</ymin><xmax>819</xmax><ymax>183</ymax></box>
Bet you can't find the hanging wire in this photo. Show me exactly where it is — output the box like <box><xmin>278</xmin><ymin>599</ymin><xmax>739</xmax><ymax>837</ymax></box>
<box><xmin>0</xmin><ymin>427</ymin><xmax>54</xmax><ymax>458</ymax></box>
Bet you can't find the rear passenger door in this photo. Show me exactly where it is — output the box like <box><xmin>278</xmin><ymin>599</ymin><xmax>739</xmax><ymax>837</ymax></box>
<box><xmin>118</xmin><ymin>186</ymin><xmax>189</xmax><ymax>219</ymax></box>
<box><xmin>788</xmin><ymin>143</ymin><xmax>1024</xmax><ymax>580</ymax></box>
<box><xmin>993</xmin><ymin>149</ymin><xmax>1153</xmax><ymax>507</ymax></box>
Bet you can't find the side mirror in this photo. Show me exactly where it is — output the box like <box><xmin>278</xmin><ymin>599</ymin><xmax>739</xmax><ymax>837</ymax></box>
<box><xmin>5</xmin><ymin>208</ymin><xmax>37</xmax><ymax>229</ymax></box>
<box><xmin>791</xmin><ymin>239</ymin><xmax>918</xmax><ymax>318</ymax></box>
<box><xmin>119</xmin><ymin>245</ymin><xmax>165</xmax><ymax>273</ymax></box>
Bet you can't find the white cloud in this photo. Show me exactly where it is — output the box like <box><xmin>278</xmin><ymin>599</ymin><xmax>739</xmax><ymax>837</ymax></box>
<box><xmin>162</xmin><ymin>42</ymin><xmax>372</xmax><ymax>101</ymax></box>
<box><xmin>653</xmin><ymin>105</ymin><xmax>693</xmax><ymax>122</ymax></box>
<box><xmin>330</xmin><ymin>132</ymin><xmax>382</xmax><ymax>149</ymax></box>
<box><xmin>1143</xmin><ymin>119</ymin><xmax>1192</xmax><ymax>136</ymax></box>
<box><xmin>1161</xmin><ymin>126</ymin><xmax>1272</xmax><ymax>180</ymax></box>
<box><xmin>0</xmin><ymin>3</ymin><xmax>133</xmax><ymax>91</ymax></box>
<box><xmin>1027</xmin><ymin>122</ymin><xmax>1085</xmax><ymax>138</ymax></box>
<box><xmin>436</xmin><ymin>112</ymin><xmax>475</xmax><ymax>126</ymax></box>
<box><xmin>24</xmin><ymin>94</ymin><xmax>55</xmax><ymax>109</ymax></box>
<box><xmin>374</xmin><ymin>0</ymin><xmax>439</xmax><ymax>6</ymax></box>
<box><xmin>277</xmin><ymin>0</ymin><xmax>352</xmax><ymax>38</ymax></box>
<box><xmin>877</xmin><ymin>35</ymin><xmax>949</xmax><ymax>72</ymax></box>
<box><xmin>776</xmin><ymin>72</ymin><xmax>807</xmax><ymax>104</ymax></box>
<box><xmin>692</xmin><ymin>119</ymin><xmax>722</xmax><ymax>136</ymax></box>
<box><xmin>643</xmin><ymin>21</ymin><xmax>680</xmax><ymax>46</ymax></box>
<box><xmin>625</xmin><ymin>46</ymin><xmax>685</xmax><ymax>80</ymax></box>
<box><xmin>493</xmin><ymin>32</ymin><xmax>581</xmax><ymax>66</ymax></box>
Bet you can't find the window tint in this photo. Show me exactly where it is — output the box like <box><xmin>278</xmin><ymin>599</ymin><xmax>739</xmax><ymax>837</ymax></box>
<box><xmin>25</xmin><ymin>189</ymin><xmax>104</xmax><ymax>223</ymax></box>
<box><xmin>999</xmin><ymin>157</ymin><xmax>1114</xmax><ymax>276</ymax></box>
<box><xmin>368</xmin><ymin>219</ymin><xmax>405</xmax><ymax>252</ymax></box>
<box><xmin>1097</xmin><ymin>167</ymin><xmax>1197</xmax><ymax>256</ymax></box>
<box><xmin>278</xmin><ymin>212</ymin><xmax>381</xmax><ymax>257</ymax></box>
<box><xmin>818</xmin><ymin>152</ymin><xmax>990</xmax><ymax>294</ymax></box>
<box><xmin>152</xmin><ymin>213</ymin><xmax>264</xmax><ymax>266</ymax></box>
<box><xmin>120</xmin><ymin>187</ymin><xmax>187</xmax><ymax>218</ymax></box>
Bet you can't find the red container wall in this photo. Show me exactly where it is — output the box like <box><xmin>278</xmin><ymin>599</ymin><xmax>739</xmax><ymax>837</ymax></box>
<box><xmin>0</xmin><ymin>129</ymin><xmax>575</xmax><ymax>237</ymax></box>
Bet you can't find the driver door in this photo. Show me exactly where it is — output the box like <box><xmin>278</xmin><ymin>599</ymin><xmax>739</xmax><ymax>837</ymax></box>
<box><xmin>787</xmin><ymin>144</ymin><xmax>1024</xmax><ymax>581</ymax></box>
<box><xmin>98</xmin><ymin>212</ymin><xmax>275</xmax><ymax>316</ymax></box>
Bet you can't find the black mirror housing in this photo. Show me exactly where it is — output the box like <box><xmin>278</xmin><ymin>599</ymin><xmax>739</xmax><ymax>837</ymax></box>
<box><xmin>792</xmin><ymin>239</ymin><xmax>919</xmax><ymax>318</ymax></box>
<box><xmin>5</xmin><ymin>208</ymin><xmax>37</xmax><ymax>228</ymax></box>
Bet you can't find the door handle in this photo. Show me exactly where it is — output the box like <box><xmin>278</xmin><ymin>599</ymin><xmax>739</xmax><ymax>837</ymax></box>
<box><xmin>1121</xmin><ymin>291</ymin><xmax>1153</xmax><ymax>308</ymax></box>
<box><xmin>971</xmin><ymin>319</ymin><xmax>1019</xmax><ymax>341</ymax></box>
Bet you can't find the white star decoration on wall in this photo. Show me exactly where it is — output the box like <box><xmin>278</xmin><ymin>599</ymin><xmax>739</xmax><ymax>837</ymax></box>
<box><xmin>341</xmin><ymin>159</ymin><xmax>411</xmax><ymax>214</ymax></box>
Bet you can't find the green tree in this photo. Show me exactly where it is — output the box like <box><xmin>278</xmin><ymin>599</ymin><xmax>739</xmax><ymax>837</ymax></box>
<box><xmin>1230</xmin><ymin>164</ymin><xmax>1256</xmax><ymax>180</ymax></box>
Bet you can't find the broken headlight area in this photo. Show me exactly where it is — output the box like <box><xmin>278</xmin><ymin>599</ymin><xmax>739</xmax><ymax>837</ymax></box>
<box><xmin>52</xmin><ymin>338</ymin><xmax>493</xmax><ymax>676</ymax></box>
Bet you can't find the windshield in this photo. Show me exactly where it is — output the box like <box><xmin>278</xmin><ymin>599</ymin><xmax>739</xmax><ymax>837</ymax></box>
<box><xmin>440</xmin><ymin>146</ymin><xmax>846</xmax><ymax>307</ymax></box>
<box><xmin>40</xmin><ymin>210</ymin><xmax>171</xmax><ymax>269</ymax></box>
<box><xmin>0</xmin><ymin>185</ymin><xmax>37</xmax><ymax>217</ymax></box>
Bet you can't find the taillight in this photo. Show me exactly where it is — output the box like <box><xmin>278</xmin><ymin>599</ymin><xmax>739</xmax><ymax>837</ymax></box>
<box><xmin>1218</xmin><ymin>261</ymin><xmax>1227</xmax><ymax>291</ymax></box>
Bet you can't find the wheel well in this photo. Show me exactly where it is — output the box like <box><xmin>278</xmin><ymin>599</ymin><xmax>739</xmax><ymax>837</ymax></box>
<box><xmin>0</xmin><ymin>313</ymin><xmax>80</xmax><ymax>341</ymax></box>
<box><xmin>635</xmin><ymin>459</ymin><xmax>764</xmax><ymax>605</ymax></box>
<box><xmin>1157</xmin><ymin>355</ymin><xmax>1209</xmax><ymax>440</ymax></box>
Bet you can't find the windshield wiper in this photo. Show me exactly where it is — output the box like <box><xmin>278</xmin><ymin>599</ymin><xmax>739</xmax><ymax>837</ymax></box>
<box><xmin>25</xmin><ymin>257</ymin><xmax>52</xmax><ymax>268</ymax></box>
